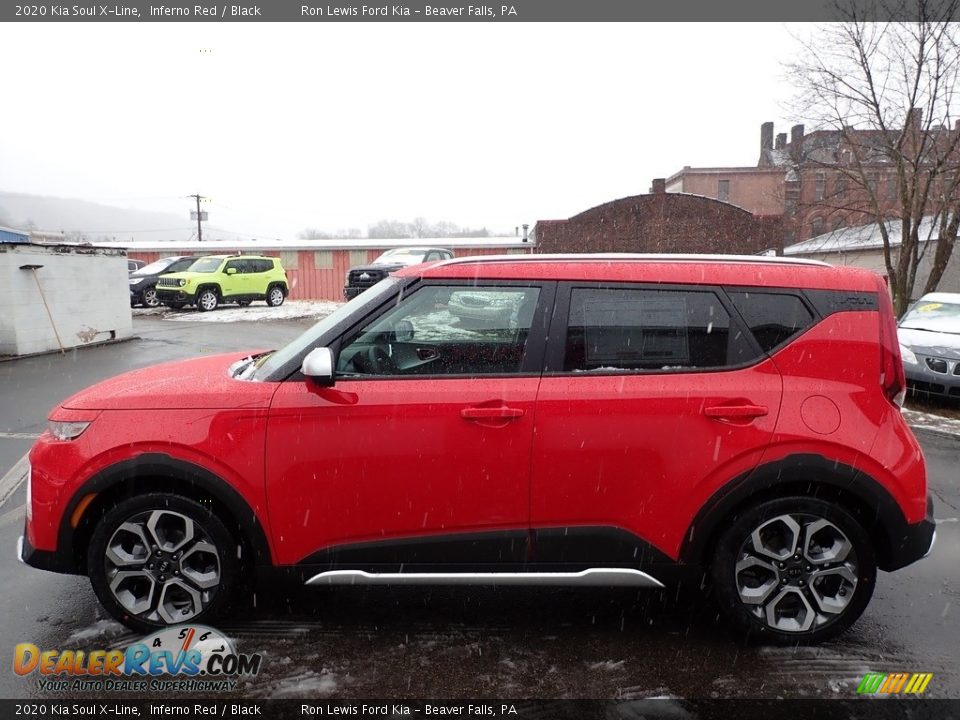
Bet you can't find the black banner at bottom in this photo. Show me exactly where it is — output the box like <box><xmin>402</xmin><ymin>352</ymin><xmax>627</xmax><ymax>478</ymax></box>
<box><xmin>3</xmin><ymin>699</ymin><xmax>960</xmax><ymax>720</ymax></box>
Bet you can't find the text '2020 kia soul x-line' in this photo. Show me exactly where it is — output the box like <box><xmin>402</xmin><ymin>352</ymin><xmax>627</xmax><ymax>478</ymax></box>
<box><xmin>21</xmin><ymin>254</ymin><xmax>934</xmax><ymax>644</ymax></box>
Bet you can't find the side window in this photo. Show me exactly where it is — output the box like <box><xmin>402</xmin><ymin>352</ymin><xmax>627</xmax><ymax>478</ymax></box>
<box><xmin>225</xmin><ymin>260</ymin><xmax>245</xmax><ymax>274</ymax></box>
<box><xmin>337</xmin><ymin>285</ymin><xmax>541</xmax><ymax>376</ymax></box>
<box><xmin>255</xmin><ymin>259</ymin><xmax>274</xmax><ymax>273</ymax></box>
<box><xmin>728</xmin><ymin>291</ymin><xmax>815</xmax><ymax>353</ymax></box>
<box><xmin>563</xmin><ymin>287</ymin><xmax>752</xmax><ymax>372</ymax></box>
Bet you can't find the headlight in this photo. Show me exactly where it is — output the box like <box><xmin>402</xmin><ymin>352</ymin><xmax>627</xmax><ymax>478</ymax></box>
<box><xmin>48</xmin><ymin>420</ymin><xmax>91</xmax><ymax>441</ymax></box>
<box><xmin>129</xmin><ymin>278</ymin><xmax>140</xmax><ymax>286</ymax></box>
<box><xmin>178</xmin><ymin>279</ymin><xmax>187</xmax><ymax>287</ymax></box>
<box><xmin>900</xmin><ymin>344</ymin><xmax>918</xmax><ymax>365</ymax></box>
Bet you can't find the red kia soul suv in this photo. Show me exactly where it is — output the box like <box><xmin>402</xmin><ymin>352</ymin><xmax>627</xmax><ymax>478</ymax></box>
<box><xmin>20</xmin><ymin>254</ymin><xmax>935</xmax><ymax>644</ymax></box>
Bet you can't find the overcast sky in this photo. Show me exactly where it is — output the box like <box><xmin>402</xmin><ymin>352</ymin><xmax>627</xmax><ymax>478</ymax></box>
<box><xmin>0</xmin><ymin>23</ymin><xmax>808</xmax><ymax>239</ymax></box>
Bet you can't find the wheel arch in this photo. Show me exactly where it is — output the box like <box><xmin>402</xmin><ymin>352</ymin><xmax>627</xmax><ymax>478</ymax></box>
<box><xmin>60</xmin><ymin>453</ymin><xmax>273</xmax><ymax>576</ymax></box>
<box><xmin>681</xmin><ymin>454</ymin><xmax>910</xmax><ymax>572</ymax></box>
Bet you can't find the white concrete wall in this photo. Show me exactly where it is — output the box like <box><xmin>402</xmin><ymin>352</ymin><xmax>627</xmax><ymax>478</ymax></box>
<box><xmin>0</xmin><ymin>244</ymin><xmax>133</xmax><ymax>356</ymax></box>
<box><xmin>791</xmin><ymin>246</ymin><xmax>960</xmax><ymax>300</ymax></box>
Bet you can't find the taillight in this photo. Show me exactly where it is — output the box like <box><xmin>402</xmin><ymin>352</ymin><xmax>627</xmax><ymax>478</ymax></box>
<box><xmin>877</xmin><ymin>285</ymin><xmax>906</xmax><ymax>407</ymax></box>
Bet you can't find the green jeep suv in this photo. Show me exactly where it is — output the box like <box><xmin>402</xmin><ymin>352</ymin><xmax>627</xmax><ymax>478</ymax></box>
<box><xmin>155</xmin><ymin>255</ymin><xmax>288</xmax><ymax>311</ymax></box>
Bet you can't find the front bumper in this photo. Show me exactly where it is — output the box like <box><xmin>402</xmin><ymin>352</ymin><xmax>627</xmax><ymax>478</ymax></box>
<box><xmin>18</xmin><ymin>532</ymin><xmax>77</xmax><ymax>575</ymax></box>
<box><xmin>904</xmin><ymin>359</ymin><xmax>960</xmax><ymax>399</ymax></box>
<box><xmin>155</xmin><ymin>287</ymin><xmax>196</xmax><ymax>304</ymax></box>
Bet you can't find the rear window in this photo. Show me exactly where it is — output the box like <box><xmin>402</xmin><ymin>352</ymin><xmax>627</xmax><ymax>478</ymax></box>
<box><xmin>727</xmin><ymin>291</ymin><xmax>815</xmax><ymax>353</ymax></box>
<box><xmin>563</xmin><ymin>287</ymin><xmax>753</xmax><ymax>372</ymax></box>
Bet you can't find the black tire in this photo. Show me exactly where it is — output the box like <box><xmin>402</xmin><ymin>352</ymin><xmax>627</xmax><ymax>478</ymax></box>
<box><xmin>266</xmin><ymin>284</ymin><xmax>285</xmax><ymax>307</ymax></box>
<box><xmin>710</xmin><ymin>496</ymin><xmax>876</xmax><ymax>645</ymax></box>
<box><xmin>87</xmin><ymin>493</ymin><xmax>239</xmax><ymax>633</ymax></box>
<box><xmin>197</xmin><ymin>288</ymin><xmax>219</xmax><ymax>312</ymax></box>
<box><xmin>141</xmin><ymin>286</ymin><xmax>161</xmax><ymax>308</ymax></box>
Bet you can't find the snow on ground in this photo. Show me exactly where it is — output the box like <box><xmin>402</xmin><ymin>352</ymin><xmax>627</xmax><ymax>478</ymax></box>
<box><xmin>902</xmin><ymin>409</ymin><xmax>960</xmax><ymax>438</ymax></box>
<box><xmin>64</xmin><ymin>618</ymin><xmax>129</xmax><ymax>645</ymax></box>
<box><xmin>133</xmin><ymin>300</ymin><xmax>342</xmax><ymax>323</ymax></box>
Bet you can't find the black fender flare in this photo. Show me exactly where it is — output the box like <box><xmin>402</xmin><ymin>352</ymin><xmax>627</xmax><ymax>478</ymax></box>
<box><xmin>57</xmin><ymin>453</ymin><xmax>273</xmax><ymax>574</ymax></box>
<box><xmin>680</xmin><ymin>454</ymin><xmax>914</xmax><ymax>572</ymax></box>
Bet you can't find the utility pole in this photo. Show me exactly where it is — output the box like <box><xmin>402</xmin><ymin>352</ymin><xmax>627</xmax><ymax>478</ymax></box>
<box><xmin>188</xmin><ymin>194</ymin><xmax>207</xmax><ymax>241</ymax></box>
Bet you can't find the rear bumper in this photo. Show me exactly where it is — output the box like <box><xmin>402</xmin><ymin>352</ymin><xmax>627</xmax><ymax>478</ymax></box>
<box><xmin>885</xmin><ymin>494</ymin><xmax>937</xmax><ymax>571</ymax></box>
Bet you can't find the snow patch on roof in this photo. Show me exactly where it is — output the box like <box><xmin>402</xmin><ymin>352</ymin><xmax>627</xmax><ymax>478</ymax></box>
<box><xmin>784</xmin><ymin>215</ymin><xmax>943</xmax><ymax>255</ymax></box>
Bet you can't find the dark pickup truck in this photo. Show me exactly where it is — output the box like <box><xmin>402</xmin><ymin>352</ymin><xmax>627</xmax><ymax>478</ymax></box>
<box><xmin>344</xmin><ymin>247</ymin><xmax>454</xmax><ymax>299</ymax></box>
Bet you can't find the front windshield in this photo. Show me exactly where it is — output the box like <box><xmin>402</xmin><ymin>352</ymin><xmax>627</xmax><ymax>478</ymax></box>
<box><xmin>373</xmin><ymin>249</ymin><xmax>428</xmax><ymax>265</ymax></box>
<box><xmin>253</xmin><ymin>277</ymin><xmax>401</xmax><ymax>381</ymax></box>
<box><xmin>132</xmin><ymin>257</ymin><xmax>176</xmax><ymax>276</ymax></box>
<box><xmin>900</xmin><ymin>299</ymin><xmax>960</xmax><ymax>333</ymax></box>
<box><xmin>188</xmin><ymin>257</ymin><xmax>224</xmax><ymax>273</ymax></box>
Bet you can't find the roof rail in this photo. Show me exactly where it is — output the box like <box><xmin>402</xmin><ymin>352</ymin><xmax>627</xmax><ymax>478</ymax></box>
<box><xmin>436</xmin><ymin>253</ymin><xmax>831</xmax><ymax>268</ymax></box>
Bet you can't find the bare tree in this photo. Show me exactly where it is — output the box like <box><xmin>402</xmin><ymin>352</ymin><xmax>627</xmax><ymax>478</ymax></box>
<box><xmin>787</xmin><ymin>1</ymin><xmax>960</xmax><ymax>313</ymax></box>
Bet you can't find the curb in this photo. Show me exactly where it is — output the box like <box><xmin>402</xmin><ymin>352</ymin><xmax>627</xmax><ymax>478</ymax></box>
<box><xmin>0</xmin><ymin>336</ymin><xmax>140</xmax><ymax>363</ymax></box>
<box><xmin>0</xmin><ymin>453</ymin><xmax>29</xmax><ymax>509</ymax></box>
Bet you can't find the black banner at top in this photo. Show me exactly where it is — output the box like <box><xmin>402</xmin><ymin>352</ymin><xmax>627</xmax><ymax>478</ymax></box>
<box><xmin>2</xmin><ymin>0</ymin><xmax>956</xmax><ymax>22</ymax></box>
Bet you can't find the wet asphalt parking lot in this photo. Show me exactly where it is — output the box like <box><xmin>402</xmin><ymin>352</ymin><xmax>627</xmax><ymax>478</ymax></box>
<box><xmin>0</xmin><ymin>313</ymin><xmax>957</xmax><ymax>701</ymax></box>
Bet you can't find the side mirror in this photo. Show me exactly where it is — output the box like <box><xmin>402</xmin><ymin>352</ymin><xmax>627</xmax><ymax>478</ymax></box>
<box><xmin>226</xmin><ymin>267</ymin><xmax>237</xmax><ymax>275</ymax></box>
<box><xmin>302</xmin><ymin>347</ymin><xmax>335</xmax><ymax>387</ymax></box>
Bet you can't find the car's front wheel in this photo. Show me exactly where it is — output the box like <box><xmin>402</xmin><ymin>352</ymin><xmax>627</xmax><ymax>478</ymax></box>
<box><xmin>141</xmin><ymin>286</ymin><xmax>161</xmax><ymax>308</ymax></box>
<box><xmin>266</xmin><ymin>285</ymin><xmax>285</xmax><ymax>307</ymax></box>
<box><xmin>197</xmin><ymin>288</ymin><xmax>219</xmax><ymax>312</ymax></box>
<box><xmin>87</xmin><ymin>493</ymin><xmax>238</xmax><ymax>632</ymax></box>
<box><xmin>711</xmin><ymin>497</ymin><xmax>876</xmax><ymax>644</ymax></box>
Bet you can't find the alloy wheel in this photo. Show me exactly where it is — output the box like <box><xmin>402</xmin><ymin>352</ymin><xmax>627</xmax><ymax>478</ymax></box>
<box><xmin>733</xmin><ymin>513</ymin><xmax>858</xmax><ymax>633</ymax></box>
<box><xmin>104</xmin><ymin>509</ymin><xmax>221</xmax><ymax>625</ymax></box>
<box><xmin>142</xmin><ymin>287</ymin><xmax>160</xmax><ymax>307</ymax></box>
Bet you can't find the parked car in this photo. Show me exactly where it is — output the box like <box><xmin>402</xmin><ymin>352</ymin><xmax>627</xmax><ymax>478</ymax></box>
<box><xmin>154</xmin><ymin>254</ymin><xmax>288</xmax><ymax>311</ymax></box>
<box><xmin>343</xmin><ymin>246</ymin><xmax>453</xmax><ymax>299</ymax></box>
<box><xmin>128</xmin><ymin>259</ymin><xmax>146</xmax><ymax>273</ymax></box>
<box><xmin>21</xmin><ymin>254</ymin><xmax>933</xmax><ymax>643</ymax></box>
<box><xmin>898</xmin><ymin>292</ymin><xmax>960</xmax><ymax>400</ymax></box>
<box><xmin>129</xmin><ymin>256</ymin><xmax>201</xmax><ymax>308</ymax></box>
<box><xmin>448</xmin><ymin>289</ymin><xmax>523</xmax><ymax>329</ymax></box>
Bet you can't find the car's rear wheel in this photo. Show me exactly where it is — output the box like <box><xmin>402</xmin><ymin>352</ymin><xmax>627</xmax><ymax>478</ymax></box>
<box><xmin>87</xmin><ymin>493</ymin><xmax>238</xmax><ymax>633</ymax></box>
<box><xmin>266</xmin><ymin>285</ymin><xmax>285</xmax><ymax>307</ymax></box>
<box><xmin>710</xmin><ymin>497</ymin><xmax>876</xmax><ymax>644</ymax></box>
<box><xmin>197</xmin><ymin>288</ymin><xmax>219</xmax><ymax>312</ymax></box>
<box><xmin>141</xmin><ymin>286</ymin><xmax>160</xmax><ymax>308</ymax></box>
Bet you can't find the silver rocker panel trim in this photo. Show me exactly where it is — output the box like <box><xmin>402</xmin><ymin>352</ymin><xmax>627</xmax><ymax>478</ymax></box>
<box><xmin>305</xmin><ymin>567</ymin><xmax>664</xmax><ymax>588</ymax></box>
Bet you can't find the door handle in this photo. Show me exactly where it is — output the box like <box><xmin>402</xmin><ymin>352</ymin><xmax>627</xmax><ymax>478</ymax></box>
<box><xmin>704</xmin><ymin>404</ymin><xmax>768</xmax><ymax>419</ymax></box>
<box><xmin>461</xmin><ymin>407</ymin><xmax>525</xmax><ymax>420</ymax></box>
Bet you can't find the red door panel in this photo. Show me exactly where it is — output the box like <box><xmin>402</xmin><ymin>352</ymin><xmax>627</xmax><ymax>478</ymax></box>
<box><xmin>530</xmin><ymin>360</ymin><xmax>782</xmax><ymax>560</ymax></box>
<box><xmin>266</xmin><ymin>377</ymin><xmax>538</xmax><ymax>565</ymax></box>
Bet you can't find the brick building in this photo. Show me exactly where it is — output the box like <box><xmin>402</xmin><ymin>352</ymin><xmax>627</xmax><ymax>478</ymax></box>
<box><xmin>666</xmin><ymin>116</ymin><xmax>960</xmax><ymax>246</ymax></box>
<box><xmin>532</xmin><ymin>180</ymin><xmax>782</xmax><ymax>255</ymax></box>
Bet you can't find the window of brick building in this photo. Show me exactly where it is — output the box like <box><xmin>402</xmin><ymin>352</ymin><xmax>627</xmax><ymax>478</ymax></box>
<box><xmin>814</xmin><ymin>173</ymin><xmax>826</xmax><ymax>201</ymax></box>
<box><xmin>886</xmin><ymin>175</ymin><xmax>898</xmax><ymax>200</ymax></box>
<box><xmin>811</xmin><ymin>217</ymin><xmax>825</xmax><ymax>237</ymax></box>
<box><xmin>867</xmin><ymin>173</ymin><xmax>879</xmax><ymax>196</ymax></box>
<box><xmin>718</xmin><ymin>179</ymin><xmax>730</xmax><ymax>203</ymax></box>
<box><xmin>835</xmin><ymin>174</ymin><xmax>846</xmax><ymax>199</ymax></box>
